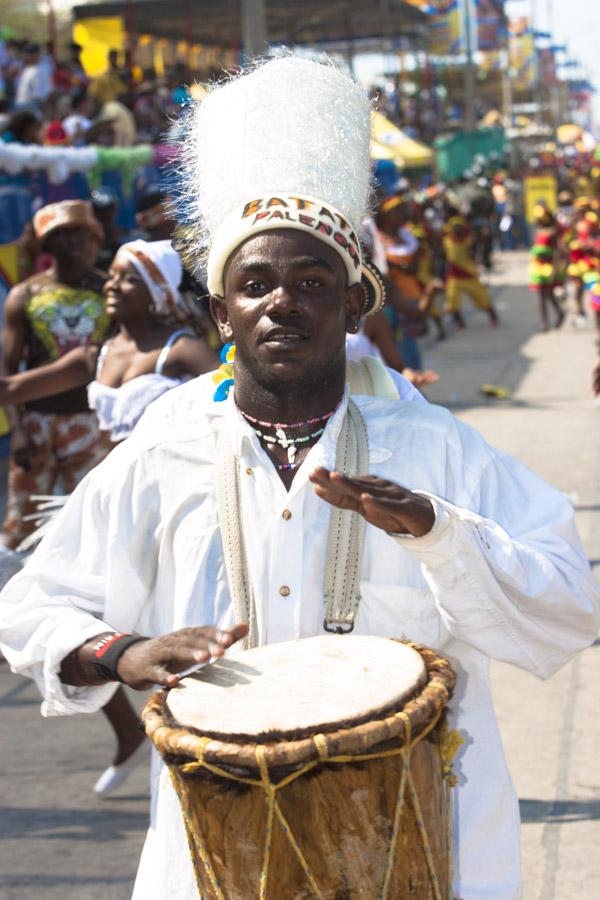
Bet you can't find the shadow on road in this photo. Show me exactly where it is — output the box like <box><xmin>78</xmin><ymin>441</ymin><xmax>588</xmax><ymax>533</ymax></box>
<box><xmin>0</xmin><ymin>677</ymin><xmax>39</xmax><ymax>707</ymax></box>
<box><xmin>0</xmin><ymin>804</ymin><xmax>149</xmax><ymax>841</ymax></box>
<box><xmin>520</xmin><ymin>798</ymin><xmax>600</xmax><ymax>824</ymax></box>
<box><xmin>0</xmin><ymin>874</ymin><xmax>133</xmax><ymax>889</ymax></box>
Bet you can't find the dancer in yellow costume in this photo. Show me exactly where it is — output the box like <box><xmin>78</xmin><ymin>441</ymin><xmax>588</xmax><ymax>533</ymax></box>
<box><xmin>443</xmin><ymin>215</ymin><xmax>499</xmax><ymax>328</ymax></box>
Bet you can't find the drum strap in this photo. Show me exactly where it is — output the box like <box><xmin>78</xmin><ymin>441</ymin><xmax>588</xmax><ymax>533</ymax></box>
<box><xmin>322</xmin><ymin>398</ymin><xmax>369</xmax><ymax>633</ymax></box>
<box><xmin>215</xmin><ymin>399</ymin><xmax>369</xmax><ymax>649</ymax></box>
<box><xmin>215</xmin><ymin>423</ymin><xmax>259</xmax><ymax>649</ymax></box>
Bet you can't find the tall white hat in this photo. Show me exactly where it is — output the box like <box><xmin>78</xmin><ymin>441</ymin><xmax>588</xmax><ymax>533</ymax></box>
<box><xmin>181</xmin><ymin>55</ymin><xmax>383</xmax><ymax>314</ymax></box>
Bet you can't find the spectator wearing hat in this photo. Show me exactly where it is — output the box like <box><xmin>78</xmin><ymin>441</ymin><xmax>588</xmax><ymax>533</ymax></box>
<box><xmin>0</xmin><ymin>201</ymin><xmax>111</xmax><ymax>550</ymax></box>
<box><xmin>95</xmin><ymin>98</ymin><xmax>137</xmax><ymax>147</ymax></box>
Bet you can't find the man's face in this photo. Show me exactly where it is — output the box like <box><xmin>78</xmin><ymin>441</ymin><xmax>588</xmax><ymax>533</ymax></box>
<box><xmin>45</xmin><ymin>227</ymin><xmax>99</xmax><ymax>270</ymax></box>
<box><xmin>211</xmin><ymin>229</ymin><xmax>364</xmax><ymax>394</ymax></box>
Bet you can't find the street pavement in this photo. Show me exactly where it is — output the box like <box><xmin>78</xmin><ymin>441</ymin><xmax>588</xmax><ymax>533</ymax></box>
<box><xmin>0</xmin><ymin>250</ymin><xmax>598</xmax><ymax>899</ymax></box>
<box><xmin>424</xmin><ymin>251</ymin><xmax>600</xmax><ymax>900</ymax></box>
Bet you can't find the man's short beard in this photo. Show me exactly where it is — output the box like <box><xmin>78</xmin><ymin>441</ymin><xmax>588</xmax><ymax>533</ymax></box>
<box><xmin>235</xmin><ymin>346</ymin><xmax>346</xmax><ymax>405</ymax></box>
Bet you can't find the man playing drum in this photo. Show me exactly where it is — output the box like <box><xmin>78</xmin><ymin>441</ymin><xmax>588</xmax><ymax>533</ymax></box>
<box><xmin>0</xmin><ymin>57</ymin><xmax>599</xmax><ymax>900</ymax></box>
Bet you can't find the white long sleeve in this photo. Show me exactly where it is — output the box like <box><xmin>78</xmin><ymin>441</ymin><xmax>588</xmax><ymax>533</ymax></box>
<box><xmin>0</xmin><ymin>441</ymin><xmax>157</xmax><ymax>715</ymax></box>
<box><xmin>1</xmin><ymin>384</ymin><xmax>598</xmax><ymax>899</ymax></box>
<box><xmin>396</xmin><ymin>476</ymin><xmax>599</xmax><ymax>678</ymax></box>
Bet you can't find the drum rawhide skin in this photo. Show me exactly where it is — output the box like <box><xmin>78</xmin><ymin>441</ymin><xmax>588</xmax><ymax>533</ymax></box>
<box><xmin>142</xmin><ymin>635</ymin><xmax>459</xmax><ymax>900</ymax></box>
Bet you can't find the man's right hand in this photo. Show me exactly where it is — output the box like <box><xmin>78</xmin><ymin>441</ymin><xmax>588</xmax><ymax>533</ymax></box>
<box><xmin>115</xmin><ymin>624</ymin><xmax>249</xmax><ymax>690</ymax></box>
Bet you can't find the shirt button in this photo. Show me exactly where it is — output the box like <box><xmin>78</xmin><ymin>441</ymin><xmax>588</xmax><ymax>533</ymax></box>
<box><xmin>282</xmin><ymin>509</ymin><xmax>292</xmax><ymax>520</ymax></box>
<box><xmin>279</xmin><ymin>585</ymin><xmax>291</xmax><ymax>597</ymax></box>
<box><xmin>246</xmin><ymin>467</ymin><xmax>253</xmax><ymax>476</ymax></box>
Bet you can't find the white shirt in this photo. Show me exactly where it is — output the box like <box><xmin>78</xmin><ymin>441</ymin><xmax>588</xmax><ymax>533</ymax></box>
<box><xmin>0</xmin><ymin>379</ymin><xmax>598</xmax><ymax>900</ymax></box>
<box><xmin>62</xmin><ymin>113</ymin><xmax>92</xmax><ymax>139</ymax></box>
<box><xmin>15</xmin><ymin>64</ymin><xmax>44</xmax><ymax>105</ymax></box>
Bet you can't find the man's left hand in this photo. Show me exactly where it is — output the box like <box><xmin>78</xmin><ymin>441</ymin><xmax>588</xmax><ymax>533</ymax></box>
<box><xmin>309</xmin><ymin>468</ymin><xmax>435</xmax><ymax>537</ymax></box>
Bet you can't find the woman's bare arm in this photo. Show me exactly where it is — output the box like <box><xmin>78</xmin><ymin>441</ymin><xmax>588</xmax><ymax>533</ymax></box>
<box><xmin>0</xmin><ymin>346</ymin><xmax>99</xmax><ymax>406</ymax></box>
<box><xmin>362</xmin><ymin>311</ymin><xmax>405</xmax><ymax>372</ymax></box>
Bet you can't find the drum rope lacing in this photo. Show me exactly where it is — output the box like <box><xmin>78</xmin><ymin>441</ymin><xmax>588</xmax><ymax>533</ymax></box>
<box><xmin>215</xmin><ymin>398</ymin><xmax>369</xmax><ymax>647</ymax></box>
<box><xmin>168</xmin><ymin>703</ymin><xmax>459</xmax><ymax>900</ymax></box>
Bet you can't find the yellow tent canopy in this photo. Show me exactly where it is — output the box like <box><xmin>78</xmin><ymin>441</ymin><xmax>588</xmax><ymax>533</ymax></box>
<box><xmin>370</xmin><ymin>111</ymin><xmax>433</xmax><ymax>169</ymax></box>
<box><xmin>73</xmin><ymin>18</ymin><xmax>125</xmax><ymax>77</ymax></box>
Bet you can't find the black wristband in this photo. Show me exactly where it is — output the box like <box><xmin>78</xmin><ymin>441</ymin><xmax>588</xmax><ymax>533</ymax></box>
<box><xmin>91</xmin><ymin>633</ymin><xmax>148</xmax><ymax>683</ymax></box>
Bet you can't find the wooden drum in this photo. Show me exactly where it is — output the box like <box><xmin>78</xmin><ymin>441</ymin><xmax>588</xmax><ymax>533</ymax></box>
<box><xmin>142</xmin><ymin>635</ymin><xmax>457</xmax><ymax>900</ymax></box>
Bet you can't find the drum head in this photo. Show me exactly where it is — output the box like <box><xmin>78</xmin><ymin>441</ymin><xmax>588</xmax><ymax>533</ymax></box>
<box><xmin>166</xmin><ymin>635</ymin><xmax>426</xmax><ymax>742</ymax></box>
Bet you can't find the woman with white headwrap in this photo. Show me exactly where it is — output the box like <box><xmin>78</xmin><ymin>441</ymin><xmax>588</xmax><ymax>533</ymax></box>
<box><xmin>0</xmin><ymin>239</ymin><xmax>218</xmax><ymax>442</ymax></box>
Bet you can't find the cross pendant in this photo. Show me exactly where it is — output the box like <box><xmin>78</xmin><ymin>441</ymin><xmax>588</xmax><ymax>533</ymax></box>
<box><xmin>275</xmin><ymin>427</ymin><xmax>289</xmax><ymax>449</ymax></box>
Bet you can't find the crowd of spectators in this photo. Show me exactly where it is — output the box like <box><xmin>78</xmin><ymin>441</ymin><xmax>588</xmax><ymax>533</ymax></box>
<box><xmin>2</xmin><ymin>33</ymin><xmax>598</xmax><ymax>396</ymax></box>
<box><xmin>0</xmin><ymin>37</ymin><xmax>193</xmax><ymax>149</ymax></box>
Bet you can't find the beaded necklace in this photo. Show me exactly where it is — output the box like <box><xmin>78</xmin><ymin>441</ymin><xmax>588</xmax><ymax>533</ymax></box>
<box><xmin>249</xmin><ymin>423</ymin><xmax>327</xmax><ymax>465</ymax></box>
<box><xmin>237</xmin><ymin>403</ymin><xmax>339</xmax><ymax>431</ymax></box>
<box><xmin>237</xmin><ymin>399</ymin><xmax>341</xmax><ymax>465</ymax></box>
<box><xmin>276</xmin><ymin>461</ymin><xmax>299</xmax><ymax>472</ymax></box>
